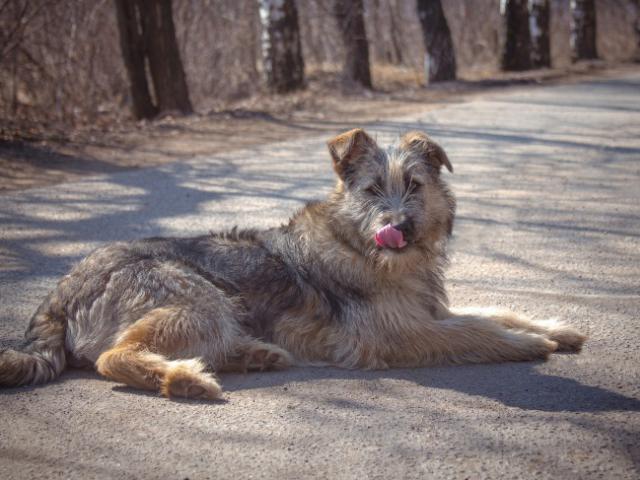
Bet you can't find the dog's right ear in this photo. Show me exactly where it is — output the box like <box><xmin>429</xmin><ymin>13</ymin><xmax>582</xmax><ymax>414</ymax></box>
<box><xmin>327</xmin><ymin>128</ymin><xmax>376</xmax><ymax>181</ymax></box>
<box><xmin>400</xmin><ymin>131</ymin><xmax>453</xmax><ymax>174</ymax></box>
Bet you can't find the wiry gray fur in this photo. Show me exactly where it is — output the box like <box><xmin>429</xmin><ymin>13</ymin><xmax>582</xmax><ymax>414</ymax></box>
<box><xmin>0</xmin><ymin>129</ymin><xmax>585</xmax><ymax>399</ymax></box>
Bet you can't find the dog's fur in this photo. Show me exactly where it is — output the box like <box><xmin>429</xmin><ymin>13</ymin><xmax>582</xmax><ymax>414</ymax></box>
<box><xmin>0</xmin><ymin>129</ymin><xmax>586</xmax><ymax>399</ymax></box>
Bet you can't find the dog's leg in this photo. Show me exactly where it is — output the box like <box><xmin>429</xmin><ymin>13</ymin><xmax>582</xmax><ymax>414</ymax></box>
<box><xmin>97</xmin><ymin>347</ymin><xmax>221</xmax><ymax>400</ymax></box>
<box><xmin>220</xmin><ymin>338</ymin><xmax>293</xmax><ymax>372</ymax></box>
<box><xmin>452</xmin><ymin>308</ymin><xmax>587</xmax><ymax>352</ymax></box>
<box><xmin>96</xmin><ymin>306</ymin><xmax>235</xmax><ymax>400</ymax></box>
<box><xmin>414</xmin><ymin>312</ymin><xmax>560</xmax><ymax>365</ymax></box>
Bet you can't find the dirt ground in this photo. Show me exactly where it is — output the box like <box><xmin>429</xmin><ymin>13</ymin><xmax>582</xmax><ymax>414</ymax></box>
<box><xmin>1</xmin><ymin>61</ymin><xmax>637</xmax><ymax>193</ymax></box>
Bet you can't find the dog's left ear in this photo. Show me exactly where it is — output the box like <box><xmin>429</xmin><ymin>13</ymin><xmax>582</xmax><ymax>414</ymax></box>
<box><xmin>327</xmin><ymin>128</ymin><xmax>377</xmax><ymax>180</ymax></box>
<box><xmin>400</xmin><ymin>131</ymin><xmax>453</xmax><ymax>174</ymax></box>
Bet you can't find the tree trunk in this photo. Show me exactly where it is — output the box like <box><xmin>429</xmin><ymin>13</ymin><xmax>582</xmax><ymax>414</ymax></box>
<box><xmin>114</xmin><ymin>0</ymin><xmax>157</xmax><ymax>120</ymax></box>
<box><xmin>387</xmin><ymin>0</ymin><xmax>404</xmax><ymax>65</ymax></box>
<box><xmin>529</xmin><ymin>0</ymin><xmax>551</xmax><ymax>68</ymax></box>
<box><xmin>501</xmin><ymin>0</ymin><xmax>531</xmax><ymax>71</ymax></box>
<box><xmin>636</xmin><ymin>0</ymin><xmax>640</xmax><ymax>62</ymax></box>
<box><xmin>370</xmin><ymin>0</ymin><xmax>390</xmax><ymax>63</ymax></box>
<box><xmin>570</xmin><ymin>0</ymin><xmax>597</xmax><ymax>60</ymax></box>
<box><xmin>114</xmin><ymin>0</ymin><xmax>191</xmax><ymax>118</ymax></box>
<box><xmin>139</xmin><ymin>0</ymin><xmax>192</xmax><ymax>114</ymax></box>
<box><xmin>416</xmin><ymin>0</ymin><xmax>456</xmax><ymax>83</ymax></box>
<box><xmin>258</xmin><ymin>0</ymin><xmax>305</xmax><ymax>93</ymax></box>
<box><xmin>333</xmin><ymin>0</ymin><xmax>372</xmax><ymax>88</ymax></box>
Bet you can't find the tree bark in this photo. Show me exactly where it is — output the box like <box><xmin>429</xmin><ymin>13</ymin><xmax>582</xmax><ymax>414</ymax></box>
<box><xmin>114</xmin><ymin>0</ymin><xmax>192</xmax><ymax>119</ymax></box>
<box><xmin>529</xmin><ymin>0</ymin><xmax>551</xmax><ymax>68</ymax></box>
<box><xmin>501</xmin><ymin>0</ymin><xmax>531</xmax><ymax>71</ymax></box>
<box><xmin>636</xmin><ymin>0</ymin><xmax>640</xmax><ymax>62</ymax></box>
<box><xmin>114</xmin><ymin>0</ymin><xmax>157</xmax><ymax>120</ymax></box>
<box><xmin>333</xmin><ymin>0</ymin><xmax>372</xmax><ymax>88</ymax></box>
<box><xmin>387</xmin><ymin>0</ymin><xmax>404</xmax><ymax>65</ymax></box>
<box><xmin>139</xmin><ymin>0</ymin><xmax>192</xmax><ymax>114</ymax></box>
<box><xmin>570</xmin><ymin>0</ymin><xmax>597</xmax><ymax>61</ymax></box>
<box><xmin>258</xmin><ymin>0</ymin><xmax>305</xmax><ymax>93</ymax></box>
<box><xmin>416</xmin><ymin>0</ymin><xmax>456</xmax><ymax>83</ymax></box>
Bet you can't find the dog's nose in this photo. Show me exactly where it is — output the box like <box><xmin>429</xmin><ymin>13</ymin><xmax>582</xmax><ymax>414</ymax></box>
<box><xmin>392</xmin><ymin>219</ymin><xmax>413</xmax><ymax>237</ymax></box>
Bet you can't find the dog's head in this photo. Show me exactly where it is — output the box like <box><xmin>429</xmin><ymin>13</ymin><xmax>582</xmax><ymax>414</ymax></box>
<box><xmin>327</xmin><ymin>128</ymin><xmax>456</xmax><ymax>269</ymax></box>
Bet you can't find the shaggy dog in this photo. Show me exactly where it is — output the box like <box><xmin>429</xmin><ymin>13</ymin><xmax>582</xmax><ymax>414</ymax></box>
<box><xmin>0</xmin><ymin>129</ymin><xmax>586</xmax><ymax>399</ymax></box>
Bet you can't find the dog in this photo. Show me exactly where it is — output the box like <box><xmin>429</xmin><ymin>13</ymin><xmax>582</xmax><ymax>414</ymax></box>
<box><xmin>0</xmin><ymin>129</ymin><xmax>586</xmax><ymax>400</ymax></box>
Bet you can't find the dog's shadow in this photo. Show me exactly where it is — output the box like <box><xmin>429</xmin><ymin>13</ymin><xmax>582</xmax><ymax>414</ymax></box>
<box><xmin>220</xmin><ymin>361</ymin><xmax>640</xmax><ymax>413</ymax></box>
<box><xmin>2</xmin><ymin>361</ymin><xmax>638</xmax><ymax>413</ymax></box>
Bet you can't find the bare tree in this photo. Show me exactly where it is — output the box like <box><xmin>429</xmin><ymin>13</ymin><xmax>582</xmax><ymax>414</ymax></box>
<box><xmin>114</xmin><ymin>0</ymin><xmax>192</xmax><ymax>120</ymax></box>
<box><xmin>0</xmin><ymin>1</ymin><xmax>47</xmax><ymax>65</ymax></box>
<box><xmin>529</xmin><ymin>0</ymin><xmax>551</xmax><ymax>68</ymax></box>
<box><xmin>333</xmin><ymin>0</ymin><xmax>372</xmax><ymax>88</ymax></box>
<box><xmin>570</xmin><ymin>0</ymin><xmax>597</xmax><ymax>60</ymax></box>
<box><xmin>114</xmin><ymin>0</ymin><xmax>156</xmax><ymax>119</ymax></box>
<box><xmin>416</xmin><ymin>0</ymin><xmax>456</xmax><ymax>82</ymax></box>
<box><xmin>140</xmin><ymin>0</ymin><xmax>192</xmax><ymax>114</ymax></box>
<box><xmin>5</xmin><ymin>0</ymin><xmax>640</xmax><ymax>131</ymax></box>
<box><xmin>501</xmin><ymin>0</ymin><xmax>531</xmax><ymax>71</ymax></box>
<box><xmin>387</xmin><ymin>0</ymin><xmax>404</xmax><ymax>65</ymax></box>
<box><xmin>369</xmin><ymin>0</ymin><xmax>400</xmax><ymax>64</ymax></box>
<box><xmin>0</xmin><ymin>1</ymin><xmax>52</xmax><ymax>116</ymax></box>
<box><xmin>635</xmin><ymin>0</ymin><xmax>640</xmax><ymax>61</ymax></box>
<box><xmin>258</xmin><ymin>0</ymin><xmax>305</xmax><ymax>93</ymax></box>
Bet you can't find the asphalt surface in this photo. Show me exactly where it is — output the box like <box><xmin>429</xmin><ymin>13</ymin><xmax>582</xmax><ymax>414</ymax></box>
<box><xmin>1</xmin><ymin>72</ymin><xmax>639</xmax><ymax>479</ymax></box>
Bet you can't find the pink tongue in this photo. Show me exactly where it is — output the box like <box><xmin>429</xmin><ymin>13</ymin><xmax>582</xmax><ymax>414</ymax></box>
<box><xmin>375</xmin><ymin>224</ymin><xmax>407</xmax><ymax>249</ymax></box>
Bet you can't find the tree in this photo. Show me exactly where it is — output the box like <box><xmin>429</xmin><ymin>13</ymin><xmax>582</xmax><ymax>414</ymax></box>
<box><xmin>332</xmin><ymin>0</ymin><xmax>372</xmax><ymax>88</ymax></box>
<box><xmin>114</xmin><ymin>0</ymin><xmax>156</xmax><ymax>119</ymax></box>
<box><xmin>635</xmin><ymin>0</ymin><xmax>640</xmax><ymax>62</ymax></box>
<box><xmin>140</xmin><ymin>0</ymin><xmax>192</xmax><ymax>114</ymax></box>
<box><xmin>529</xmin><ymin>0</ymin><xmax>551</xmax><ymax>68</ymax></box>
<box><xmin>387</xmin><ymin>0</ymin><xmax>405</xmax><ymax>66</ymax></box>
<box><xmin>369</xmin><ymin>0</ymin><xmax>403</xmax><ymax>65</ymax></box>
<box><xmin>501</xmin><ymin>0</ymin><xmax>531</xmax><ymax>71</ymax></box>
<box><xmin>258</xmin><ymin>0</ymin><xmax>305</xmax><ymax>93</ymax></box>
<box><xmin>416</xmin><ymin>0</ymin><xmax>456</xmax><ymax>83</ymax></box>
<box><xmin>114</xmin><ymin>0</ymin><xmax>192</xmax><ymax>120</ymax></box>
<box><xmin>570</xmin><ymin>0</ymin><xmax>597</xmax><ymax>60</ymax></box>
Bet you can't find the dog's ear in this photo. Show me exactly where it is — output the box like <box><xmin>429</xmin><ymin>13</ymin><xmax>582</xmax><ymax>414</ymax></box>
<box><xmin>400</xmin><ymin>131</ymin><xmax>453</xmax><ymax>174</ymax></box>
<box><xmin>327</xmin><ymin>128</ymin><xmax>377</xmax><ymax>180</ymax></box>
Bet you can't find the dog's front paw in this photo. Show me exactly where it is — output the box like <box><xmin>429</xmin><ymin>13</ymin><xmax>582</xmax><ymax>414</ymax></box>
<box><xmin>245</xmin><ymin>345</ymin><xmax>293</xmax><ymax>371</ymax></box>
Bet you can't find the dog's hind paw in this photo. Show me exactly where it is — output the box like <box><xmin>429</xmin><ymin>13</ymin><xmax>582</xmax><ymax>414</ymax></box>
<box><xmin>160</xmin><ymin>359</ymin><xmax>222</xmax><ymax>400</ymax></box>
<box><xmin>548</xmin><ymin>325</ymin><xmax>587</xmax><ymax>352</ymax></box>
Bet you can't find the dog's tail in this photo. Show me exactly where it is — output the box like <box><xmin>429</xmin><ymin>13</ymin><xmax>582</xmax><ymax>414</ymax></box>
<box><xmin>0</xmin><ymin>304</ymin><xmax>67</xmax><ymax>387</ymax></box>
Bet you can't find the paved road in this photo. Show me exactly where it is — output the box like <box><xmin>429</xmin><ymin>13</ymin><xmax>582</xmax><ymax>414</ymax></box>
<box><xmin>1</xmin><ymin>72</ymin><xmax>639</xmax><ymax>479</ymax></box>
